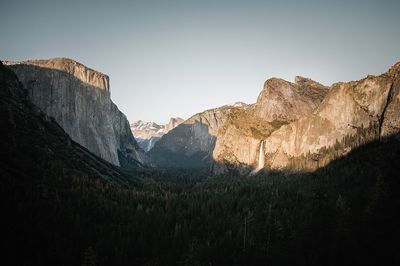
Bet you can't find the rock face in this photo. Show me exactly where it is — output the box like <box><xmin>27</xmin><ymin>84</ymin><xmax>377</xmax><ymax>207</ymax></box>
<box><xmin>263</xmin><ymin>62</ymin><xmax>400</xmax><ymax>171</ymax></box>
<box><xmin>164</xmin><ymin>117</ymin><xmax>185</xmax><ymax>133</ymax></box>
<box><xmin>149</xmin><ymin>76</ymin><xmax>329</xmax><ymax>172</ymax></box>
<box><xmin>4</xmin><ymin>58</ymin><xmax>146</xmax><ymax>168</ymax></box>
<box><xmin>149</xmin><ymin>104</ymin><xmax>247</xmax><ymax>169</ymax></box>
<box><xmin>0</xmin><ymin>61</ymin><xmax>137</xmax><ymax>185</ymax></box>
<box><xmin>254</xmin><ymin>77</ymin><xmax>328</xmax><ymax>122</ymax></box>
<box><xmin>212</xmin><ymin>77</ymin><xmax>328</xmax><ymax>174</ymax></box>
<box><xmin>381</xmin><ymin>63</ymin><xmax>400</xmax><ymax>138</ymax></box>
<box><xmin>131</xmin><ymin>117</ymin><xmax>184</xmax><ymax>151</ymax></box>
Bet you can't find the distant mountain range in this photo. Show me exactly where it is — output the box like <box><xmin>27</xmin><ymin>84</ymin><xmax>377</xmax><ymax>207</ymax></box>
<box><xmin>131</xmin><ymin>117</ymin><xmax>184</xmax><ymax>151</ymax></box>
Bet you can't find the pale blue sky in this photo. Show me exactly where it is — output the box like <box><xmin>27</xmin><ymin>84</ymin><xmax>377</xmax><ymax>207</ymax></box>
<box><xmin>1</xmin><ymin>0</ymin><xmax>400</xmax><ymax>124</ymax></box>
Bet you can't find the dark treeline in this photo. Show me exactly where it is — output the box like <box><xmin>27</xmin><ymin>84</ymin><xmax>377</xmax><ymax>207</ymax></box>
<box><xmin>2</xmin><ymin>134</ymin><xmax>399</xmax><ymax>266</ymax></box>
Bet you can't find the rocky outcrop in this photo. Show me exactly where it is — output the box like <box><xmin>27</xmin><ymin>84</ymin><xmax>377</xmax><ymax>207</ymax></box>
<box><xmin>4</xmin><ymin>58</ymin><xmax>146</xmax><ymax>168</ymax></box>
<box><xmin>149</xmin><ymin>105</ymin><xmax>246</xmax><ymax>169</ymax></box>
<box><xmin>149</xmin><ymin>76</ymin><xmax>329</xmax><ymax>172</ymax></box>
<box><xmin>263</xmin><ymin>62</ymin><xmax>400</xmax><ymax>171</ymax></box>
<box><xmin>212</xmin><ymin>77</ymin><xmax>328</xmax><ymax>174</ymax></box>
<box><xmin>164</xmin><ymin>117</ymin><xmax>185</xmax><ymax>133</ymax></box>
<box><xmin>0</xmin><ymin>61</ymin><xmax>137</xmax><ymax>185</ymax></box>
<box><xmin>147</xmin><ymin>62</ymin><xmax>399</xmax><ymax>174</ymax></box>
<box><xmin>254</xmin><ymin>77</ymin><xmax>328</xmax><ymax>122</ymax></box>
<box><xmin>131</xmin><ymin>117</ymin><xmax>184</xmax><ymax>151</ymax></box>
<box><xmin>380</xmin><ymin>63</ymin><xmax>400</xmax><ymax>138</ymax></box>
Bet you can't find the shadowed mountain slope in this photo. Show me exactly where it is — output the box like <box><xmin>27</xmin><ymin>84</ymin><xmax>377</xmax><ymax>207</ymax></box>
<box><xmin>0</xmin><ymin>61</ymin><xmax>140</xmax><ymax>186</ymax></box>
<box><xmin>4</xmin><ymin>58</ymin><xmax>146</xmax><ymax>169</ymax></box>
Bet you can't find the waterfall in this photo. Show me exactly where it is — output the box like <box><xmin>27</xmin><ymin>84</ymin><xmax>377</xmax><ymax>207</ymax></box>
<box><xmin>249</xmin><ymin>140</ymin><xmax>265</xmax><ymax>176</ymax></box>
<box><xmin>257</xmin><ymin>141</ymin><xmax>265</xmax><ymax>169</ymax></box>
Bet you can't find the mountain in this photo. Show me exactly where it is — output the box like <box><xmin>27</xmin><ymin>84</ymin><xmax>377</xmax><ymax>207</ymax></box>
<box><xmin>149</xmin><ymin>76</ymin><xmax>328</xmax><ymax>172</ymax></box>
<box><xmin>149</xmin><ymin>103</ymin><xmax>251</xmax><ymax>169</ymax></box>
<box><xmin>214</xmin><ymin>62</ymin><xmax>400</xmax><ymax>174</ymax></box>
<box><xmin>0</xmin><ymin>61</ymin><xmax>139</xmax><ymax>186</ymax></box>
<box><xmin>3</xmin><ymin>57</ymin><xmax>400</xmax><ymax>266</ymax></box>
<box><xmin>213</xmin><ymin>77</ymin><xmax>329</xmax><ymax>174</ymax></box>
<box><xmin>150</xmin><ymin>62</ymin><xmax>399</xmax><ymax>175</ymax></box>
<box><xmin>0</xmin><ymin>61</ymin><xmax>143</xmax><ymax>265</ymax></box>
<box><xmin>0</xmin><ymin>57</ymin><xmax>400</xmax><ymax>265</ymax></box>
<box><xmin>4</xmin><ymin>58</ymin><xmax>146</xmax><ymax>169</ymax></box>
<box><xmin>131</xmin><ymin>117</ymin><xmax>184</xmax><ymax>151</ymax></box>
<box><xmin>262</xmin><ymin>62</ymin><xmax>400</xmax><ymax>171</ymax></box>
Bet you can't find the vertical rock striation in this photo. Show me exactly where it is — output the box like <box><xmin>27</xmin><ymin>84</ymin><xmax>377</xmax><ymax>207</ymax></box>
<box><xmin>4</xmin><ymin>58</ymin><xmax>146</xmax><ymax>168</ymax></box>
<box><xmin>0</xmin><ymin>61</ymin><xmax>138</xmax><ymax>185</ymax></box>
<box><xmin>149</xmin><ymin>104</ymin><xmax>242</xmax><ymax>169</ymax></box>
<box><xmin>212</xmin><ymin>77</ymin><xmax>328</xmax><ymax>174</ymax></box>
<box><xmin>263</xmin><ymin>62</ymin><xmax>400</xmax><ymax>171</ymax></box>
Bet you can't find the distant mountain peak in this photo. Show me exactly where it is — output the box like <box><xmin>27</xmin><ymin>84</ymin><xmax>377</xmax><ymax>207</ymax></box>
<box><xmin>131</xmin><ymin>117</ymin><xmax>184</xmax><ymax>151</ymax></box>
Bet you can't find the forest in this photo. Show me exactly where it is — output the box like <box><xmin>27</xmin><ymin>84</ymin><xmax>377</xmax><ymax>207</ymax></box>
<box><xmin>2</xmin><ymin>133</ymin><xmax>400</xmax><ymax>266</ymax></box>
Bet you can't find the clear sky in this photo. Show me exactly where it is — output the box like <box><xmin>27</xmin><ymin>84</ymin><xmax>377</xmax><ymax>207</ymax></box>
<box><xmin>1</xmin><ymin>0</ymin><xmax>400</xmax><ymax>124</ymax></box>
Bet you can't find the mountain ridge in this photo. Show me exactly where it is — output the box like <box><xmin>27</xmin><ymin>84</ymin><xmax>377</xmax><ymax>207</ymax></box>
<box><xmin>4</xmin><ymin>57</ymin><xmax>147</xmax><ymax>169</ymax></box>
<box><xmin>131</xmin><ymin>117</ymin><xmax>184</xmax><ymax>151</ymax></box>
<box><xmin>0</xmin><ymin>61</ymin><xmax>139</xmax><ymax>185</ymax></box>
<box><xmin>148</xmin><ymin>61</ymin><xmax>400</xmax><ymax>174</ymax></box>
<box><xmin>262</xmin><ymin>60</ymin><xmax>400</xmax><ymax>171</ymax></box>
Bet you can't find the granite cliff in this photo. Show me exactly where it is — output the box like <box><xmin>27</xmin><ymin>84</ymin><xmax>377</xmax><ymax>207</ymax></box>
<box><xmin>4</xmin><ymin>58</ymin><xmax>146</xmax><ymax>169</ymax></box>
<box><xmin>149</xmin><ymin>77</ymin><xmax>329</xmax><ymax>172</ymax></box>
<box><xmin>263</xmin><ymin>62</ymin><xmax>400</xmax><ymax>171</ymax></box>
<box><xmin>0</xmin><ymin>61</ymin><xmax>137</xmax><ymax>185</ymax></box>
<box><xmin>149</xmin><ymin>104</ymin><xmax>249</xmax><ymax>169</ymax></box>
<box><xmin>212</xmin><ymin>77</ymin><xmax>328</xmax><ymax>174</ymax></box>
<box><xmin>151</xmin><ymin>62</ymin><xmax>399</xmax><ymax>175</ymax></box>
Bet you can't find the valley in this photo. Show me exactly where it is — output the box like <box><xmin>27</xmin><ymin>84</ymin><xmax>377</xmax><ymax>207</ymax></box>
<box><xmin>1</xmin><ymin>58</ymin><xmax>399</xmax><ymax>266</ymax></box>
<box><xmin>2</xmin><ymin>1</ymin><xmax>400</xmax><ymax>265</ymax></box>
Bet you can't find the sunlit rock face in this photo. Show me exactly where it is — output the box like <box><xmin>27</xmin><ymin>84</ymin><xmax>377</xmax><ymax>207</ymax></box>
<box><xmin>131</xmin><ymin>117</ymin><xmax>184</xmax><ymax>152</ymax></box>
<box><xmin>0</xmin><ymin>61</ymin><xmax>137</xmax><ymax>185</ymax></box>
<box><xmin>255</xmin><ymin>77</ymin><xmax>328</xmax><ymax>122</ymax></box>
<box><xmin>4</xmin><ymin>58</ymin><xmax>146</xmax><ymax>168</ymax></box>
<box><xmin>381</xmin><ymin>63</ymin><xmax>400</xmax><ymax>138</ymax></box>
<box><xmin>263</xmin><ymin>62</ymin><xmax>400</xmax><ymax>171</ymax></box>
<box><xmin>212</xmin><ymin>77</ymin><xmax>328</xmax><ymax>174</ymax></box>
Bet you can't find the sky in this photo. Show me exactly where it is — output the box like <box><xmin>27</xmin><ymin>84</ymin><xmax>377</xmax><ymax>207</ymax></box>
<box><xmin>1</xmin><ymin>0</ymin><xmax>400</xmax><ymax>124</ymax></box>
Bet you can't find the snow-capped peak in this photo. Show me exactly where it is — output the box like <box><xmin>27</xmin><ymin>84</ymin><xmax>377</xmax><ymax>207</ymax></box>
<box><xmin>131</xmin><ymin>117</ymin><xmax>185</xmax><ymax>151</ymax></box>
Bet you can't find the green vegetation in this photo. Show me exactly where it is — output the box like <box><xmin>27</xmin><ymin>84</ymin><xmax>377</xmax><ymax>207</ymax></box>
<box><xmin>1</xmin><ymin>62</ymin><xmax>399</xmax><ymax>265</ymax></box>
<box><xmin>227</xmin><ymin>107</ymin><xmax>288</xmax><ymax>140</ymax></box>
<box><xmin>288</xmin><ymin>123</ymin><xmax>380</xmax><ymax>171</ymax></box>
<box><xmin>3</xmin><ymin>135</ymin><xmax>399</xmax><ymax>266</ymax></box>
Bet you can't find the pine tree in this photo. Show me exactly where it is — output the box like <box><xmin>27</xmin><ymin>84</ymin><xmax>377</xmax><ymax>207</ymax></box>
<box><xmin>81</xmin><ymin>246</ymin><xmax>97</xmax><ymax>266</ymax></box>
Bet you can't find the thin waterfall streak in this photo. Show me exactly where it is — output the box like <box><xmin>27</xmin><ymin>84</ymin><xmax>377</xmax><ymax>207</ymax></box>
<box><xmin>258</xmin><ymin>141</ymin><xmax>265</xmax><ymax>169</ymax></box>
<box><xmin>249</xmin><ymin>140</ymin><xmax>264</xmax><ymax>176</ymax></box>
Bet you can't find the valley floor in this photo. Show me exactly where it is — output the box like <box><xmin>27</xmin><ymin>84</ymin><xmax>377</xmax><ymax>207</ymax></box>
<box><xmin>2</xmin><ymin>134</ymin><xmax>400</xmax><ymax>266</ymax></box>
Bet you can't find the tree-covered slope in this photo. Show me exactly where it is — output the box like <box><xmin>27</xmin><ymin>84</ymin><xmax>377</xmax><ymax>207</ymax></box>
<box><xmin>2</xmin><ymin>61</ymin><xmax>400</xmax><ymax>266</ymax></box>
